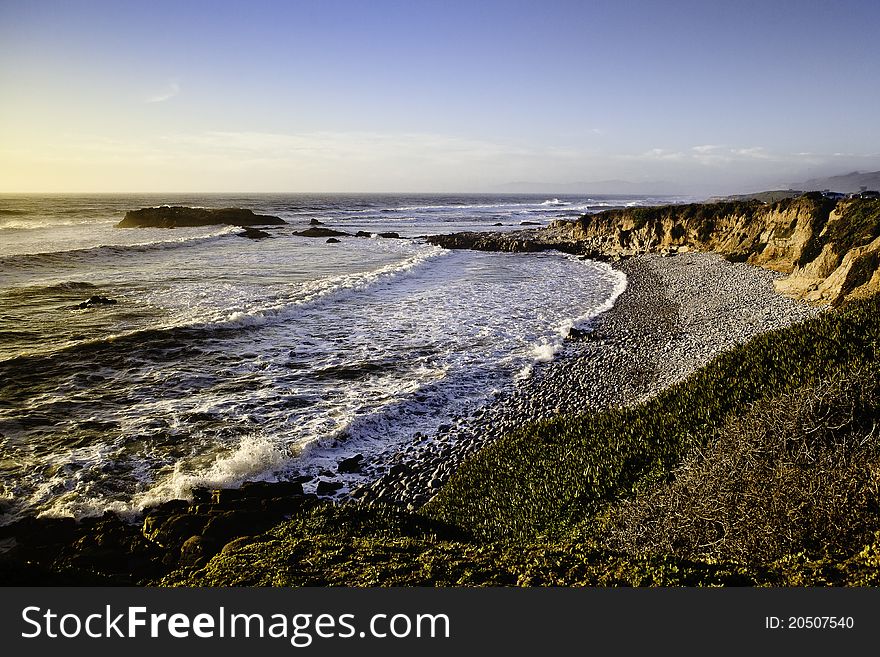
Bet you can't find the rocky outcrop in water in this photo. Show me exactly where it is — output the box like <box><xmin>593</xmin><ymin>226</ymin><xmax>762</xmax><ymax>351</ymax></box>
<box><xmin>238</xmin><ymin>227</ymin><xmax>271</xmax><ymax>239</ymax></box>
<box><xmin>117</xmin><ymin>206</ymin><xmax>285</xmax><ymax>228</ymax></box>
<box><xmin>75</xmin><ymin>295</ymin><xmax>117</xmax><ymax>309</ymax></box>
<box><xmin>294</xmin><ymin>227</ymin><xmax>350</xmax><ymax>238</ymax></box>
<box><xmin>427</xmin><ymin>194</ymin><xmax>880</xmax><ymax>305</ymax></box>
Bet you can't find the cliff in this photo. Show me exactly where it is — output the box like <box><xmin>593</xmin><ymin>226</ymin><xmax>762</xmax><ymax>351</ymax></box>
<box><xmin>117</xmin><ymin>206</ymin><xmax>286</xmax><ymax>228</ymax></box>
<box><xmin>427</xmin><ymin>194</ymin><xmax>880</xmax><ymax>305</ymax></box>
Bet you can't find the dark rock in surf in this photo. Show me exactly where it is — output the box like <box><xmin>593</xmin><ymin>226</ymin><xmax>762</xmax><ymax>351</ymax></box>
<box><xmin>520</xmin><ymin>221</ymin><xmax>541</xmax><ymax>226</ymax></box>
<box><xmin>425</xmin><ymin>231</ymin><xmax>570</xmax><ymax>254</ymax></box>
<box><xmin>316</xmin><ymin>480</ymin><xmax>344</xmax><ymax>495</ymax></box>
<box><xmin>117</xmin><ymin>206</ymin><xmax>285</xmax><ymax>228</ymax></box>
<box><xmin>493</xmin><ymin>222</ymin><xmax>504</xmax><ymax>226</ymax></box>
<box><xmin>566</xmin><ymin>327</ymin><xmax>590</xmax><ymax>341</ymax></box>
<box><xmin>326</xmin><ymin>237</ymin><xmax>341</xmax><ymax>244</ymax></box>
<box><xmin>238</xmin><ymin>227</ymin><xmax>271</xmax><ymax>239</ymax></box>
<box><xmin>293</xmin><ymin>227</ymin><xmax>351</xmax><ymax>238</ymax></box>
<box><xmin>239</xmin><ymin>480</ymin><xmax>305</xmax><ymax>499</ymax></box>
<box><xmin>355</xmin><ymin>231</ymin><xmax>401</xmax><ymax>239</ymax></box>
<box><xmin>309</xmin><ymin>218</ymin><xmax>324</xmax><ymax>225</ymax></box>
<box><xmin>76</xmin><ymin>295</ymin><xmax>117</xmax><ymax>309</ymax></box>
<box><xmin>337</xmin><ymin>454</ymin><xmax>364</xmax><ymax>474</ymax></box>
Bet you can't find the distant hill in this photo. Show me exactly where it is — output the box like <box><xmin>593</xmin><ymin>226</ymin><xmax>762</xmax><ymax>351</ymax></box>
<box><xmin>492</xmin><ymin>179</ymin><xmax>683</xmax><ymax>195</ymax></box>
<box><xmin>715</xmin><ymin>190</ymin><xmax>805</xmax><ymax>203</ymax></box>
<box><xmin>793</xmin><ymin>171</ymin><xmax>880</xmax><ymax>193</ymax></box>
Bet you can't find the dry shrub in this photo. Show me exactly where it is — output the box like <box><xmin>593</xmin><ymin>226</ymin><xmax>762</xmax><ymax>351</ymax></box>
<box><xmin>599</xmin><ymin>367</ymin><xmax>880</xmax><ymax>564</ymax></box>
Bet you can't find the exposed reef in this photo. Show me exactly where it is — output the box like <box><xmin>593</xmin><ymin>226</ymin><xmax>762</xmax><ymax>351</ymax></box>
<box><xmin>117</xmin><ymin>206</ymin><xmax>286</xmax><ymax>228</ymax></box>
<box><xmin>293</xmin><ymin>227</ymin><xmax>351</xmax><ymax>238</ymax></box>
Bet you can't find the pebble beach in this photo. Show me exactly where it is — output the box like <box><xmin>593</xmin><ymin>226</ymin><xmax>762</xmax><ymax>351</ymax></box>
<box><xmin>353</xmin><ymin>251</ymin><xmax>822</xmax><ymax>508</ymax></box>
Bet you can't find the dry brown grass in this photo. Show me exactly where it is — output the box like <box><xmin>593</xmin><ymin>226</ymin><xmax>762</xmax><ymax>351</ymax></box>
<box><xmin>597</xmin><ymin>368</ymin><xmax>880</xmax><ymax>564</ymax></box>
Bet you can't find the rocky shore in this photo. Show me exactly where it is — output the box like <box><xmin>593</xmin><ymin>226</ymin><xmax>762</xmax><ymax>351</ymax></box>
<box><xmin>0</xmin><ymin>250</ymin><xmax>821</xmax><ymax>584</ymax></box>
<box><xmin>352</xmin><ymin>251</ymin><xmax>821</xmax><ymax>509</ymax></box>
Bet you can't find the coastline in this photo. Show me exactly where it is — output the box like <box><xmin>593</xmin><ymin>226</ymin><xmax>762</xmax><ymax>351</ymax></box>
<box><xmin>353</xmin><ymin>251</ymin><xmax>821</xmax><ymax>508</ymax></box>
<box><xmin>0</xmin><ymin>248</ymin><xmax>824</xmax><ymax>584</ymax></box>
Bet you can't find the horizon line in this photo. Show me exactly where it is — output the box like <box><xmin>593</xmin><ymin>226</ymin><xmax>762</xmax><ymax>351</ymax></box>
<box><xmin>0</xmin><ymin>189</ymin><xmax>699</xmax><ymax>196</ymax></box>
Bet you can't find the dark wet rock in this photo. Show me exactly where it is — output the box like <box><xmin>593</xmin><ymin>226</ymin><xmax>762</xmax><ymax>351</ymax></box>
<box><xmin>117</xmin><ymin>206</ymin><xmax>285</xmax><ymax>228</ymax></box>
<box><xmin>388</xmin><ymin>463</ymin><xmax>410</xmax><ymax>477</ymax></box>
<box><xmin>191</xmin><ymin>488</ymin><xmax>212</xmax><ymax>504</ymax></box>
<box><xmin>238</xmin><ymin>227</ymin><xmax>271</xmax><ymax>239</ymax></box>
<box><xmin>425</xmin><ymin>228</ymin><xmax>590</xmax><ymax>256</ymax></box>
<box><xmin>142</xmin><ymin>512</ymin><xmax>209</xmax><ymax>549</ymax></box>
<box><xmin>309</xmin><ymin>218</ymin><xmax>324</xmax><ymax>225</ymax></box>
<box><xmin>240</xmin><ymin>480</ymin><xmax>305</xmax><ymax>498</ymax></box>
<box><xmin>426</xmin><ymin>231</ymin><xmax>549</xmax><ymax>253</ymax></box>
<box><xmin>493</xmin><ymin>222</ymin><xmax>504</xmax><ymax>226</ymax></box>
<box><xmin>356</xmin><ymin>231</ymin><xmax>372</xmax><ymax>238</ymax></box>
<box><xmin>154</xmin><ymin>499</ymin><xmax>190</xmax><ymax>514</ymax></box>
<box><xmin>178</xmin><ymin>535</ymin><xmax>214</xmax><ymax>568</ymax></box>
<box><xmin>76</xmin><ymin>295</ymin><xmax>117</xmax><ymax>309</ymax></box>
<box><xmin>201</xmin><ymin>510</ymin><xmax>275</xmax><ymax>545</ymax></box>
<box><xmin>316</xmin><ymin>480</ymin><xmax>344</xmax><ymax>495</ymax></box>
<box><xmin>326</xmin><ymin>237</ymin><xmax>341</xmax><ymax>244</ymax></box>
<box><xmin>520</xmin><ymin>221</ymin><xmax>541</xmax><ymax>226</ymax></box>
<box><xmin>378</xmin><ymin>231</ymin><xmax>401</xmax><ymax>239</ymax></box>
<box><xmin>566</xmin><ymin>327</ymin><xmax>590</xmax><ymax>340</ymax></box>
<box><xmin>0</xmin><ymin>514</ymin><xmax>165</xmax><ymax>585</ymax></box>
<box><xmin>221</xmin><ymin>535</ymin><xmax>256</xmax><ymax>555</ymax></box>
<box><xmin>293</xmin><ymin>227</ymin><xmax>351</xmax><ymax>238</ymax></box>
<box><xmin>0</xmin><ymin>478</ymin><xmax>319</xmax><ymax>584</ymax></box>
<box><xmin>337</xmin><ymin>454</ymin><xmax>364</xmax><ymax>474</ymax></box>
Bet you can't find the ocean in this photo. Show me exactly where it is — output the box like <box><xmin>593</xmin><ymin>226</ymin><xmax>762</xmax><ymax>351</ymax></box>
<box><xmin>0</xmin><ymin>193</ymin><xmax>681</xmax><ymax>523</ymax></box>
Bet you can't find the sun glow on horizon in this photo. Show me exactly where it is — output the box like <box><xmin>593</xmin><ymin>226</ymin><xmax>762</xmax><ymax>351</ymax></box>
<box><xmin>2</xmin><ymin>0</ymin><xmax>880</xmax><ymax>194</ymax></box>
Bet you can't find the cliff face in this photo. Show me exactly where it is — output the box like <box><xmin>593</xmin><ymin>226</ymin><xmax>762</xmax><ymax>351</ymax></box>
<box><xmin>428</xmin><ymin>194</ymin><xmax>880</xmax><ymax>305</ymax></box>
<box><xmin>551</xmin><ymin>194</ymin><xmax>880</xmax><ymax>304</ymax></box>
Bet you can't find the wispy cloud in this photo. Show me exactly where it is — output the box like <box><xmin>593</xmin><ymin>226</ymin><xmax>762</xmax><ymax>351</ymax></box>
<box><xmin>730</xmin><ymin>146</ymin><xmax>769</xmax><ymax>159</ymax></box>
<box><xmin>146</xmin><ymin>81</ymin><xmax>180</xmax><ymax>103</ymax></box>
<box><xmin>628</xmin><ymin>148</ymin><xmax>687</xmax><ymax>162</ymax></box>
<box><xmin>625</xmin><ymin>145</ymin><xmax>773</xmax><ymax>166</ymax></box>
<box><xmin>691</xmin><ymin>144</ymin><xmax>723</xmax><ymax>154</ymax></box>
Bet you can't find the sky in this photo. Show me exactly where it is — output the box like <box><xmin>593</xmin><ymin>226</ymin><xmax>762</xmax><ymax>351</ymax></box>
<box><xmin>1</xmin><ymin>0</ymin><xmax>879</xmax><ymax>194</ymax></box>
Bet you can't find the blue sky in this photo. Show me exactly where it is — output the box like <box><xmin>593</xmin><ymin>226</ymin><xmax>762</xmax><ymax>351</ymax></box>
<box><xmin>1</xmin><ymin>0</ymin><xmax>878</xmax><ymax>193</ymax></box>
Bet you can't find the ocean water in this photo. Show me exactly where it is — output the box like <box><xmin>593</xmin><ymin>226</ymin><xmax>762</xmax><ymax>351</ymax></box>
<box><xmin>0</xmin><ymin>193</ymin><xmax>679</xmax><ymax>522</ymax></box>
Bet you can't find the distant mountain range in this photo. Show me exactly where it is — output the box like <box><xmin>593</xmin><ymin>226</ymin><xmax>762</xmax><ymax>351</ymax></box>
<box><xmin>492</xmin><ymin>170</ymin><xmax>880</xmax><ymax>197</ymax></box>
<box><xmin>791</xmin><ymin>170</ymin><xmax>880</xmax><ymax>193</ymax></box>
<box><xmin>491</xmin><ymin>180</ymin><xmax>684</xmax><ymax>195</ymax></box>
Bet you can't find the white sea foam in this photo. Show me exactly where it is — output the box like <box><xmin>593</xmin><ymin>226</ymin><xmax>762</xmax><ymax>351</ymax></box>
<box><xmin>184</xmin><ymin>242</ymin><xmax>450</xmax><ymax>332</ymax></box>
<box><xmin>134</xmin><ymin>434</ymin><xmax>291</xmax><ymax>509</ymax></box>
<box><xmin>0</xmin><ymin>225</ymin><xmax>239</xmax><ymax>262</ymax></box>
<box><xmin>516</xmin><ymin>257</ymin><xmax>627</xmax><ymax>379</ymax></box>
